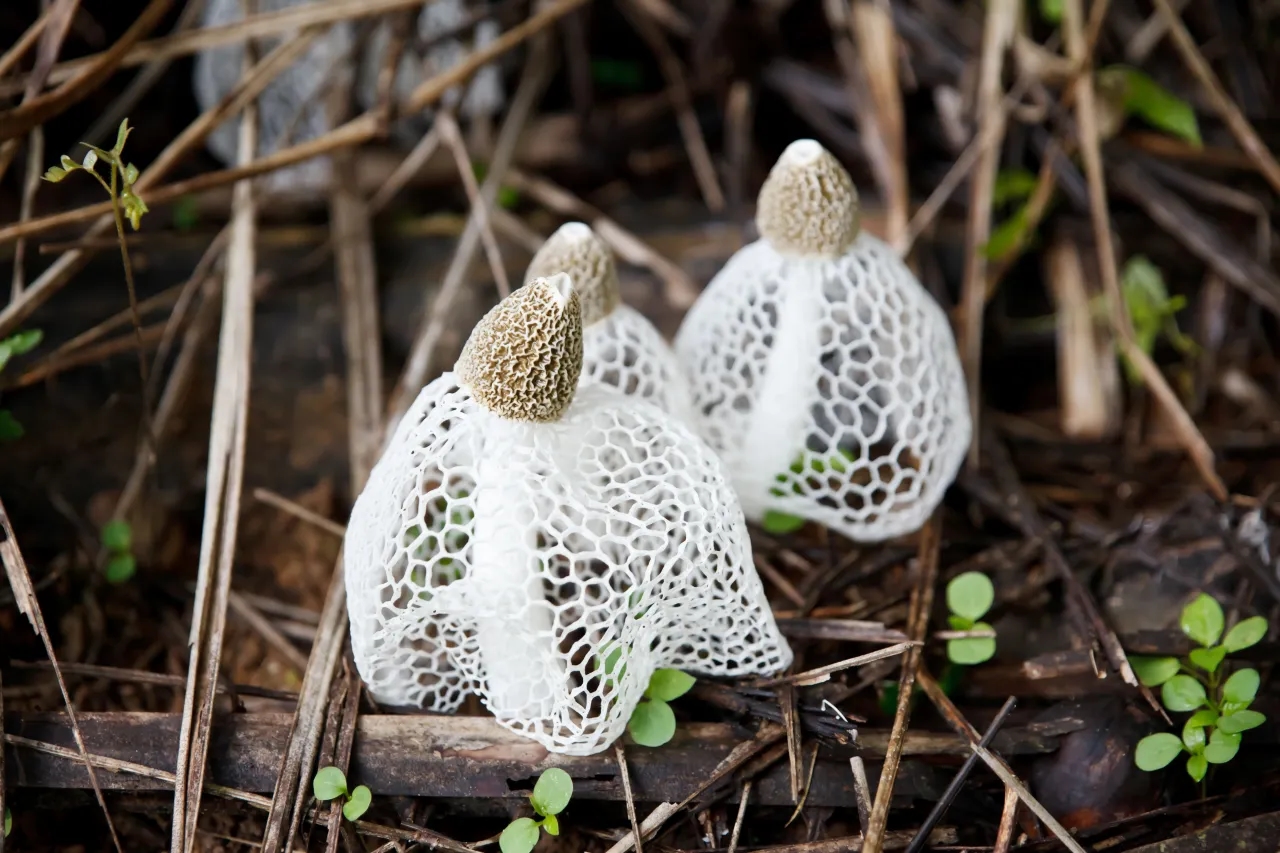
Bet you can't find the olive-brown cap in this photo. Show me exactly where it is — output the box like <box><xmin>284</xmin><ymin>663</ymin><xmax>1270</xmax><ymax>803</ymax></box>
<box><xmin>524</xmin><ymin>222</ymin><xmax>620</xmax><ymax>326</ymax></box>
<box><xmin>755</xmin><ymin>139</ymin><xmax>860</xmax><ymax>258</ymax></box>
<box><xmin>455</xmin><ymin>273</ymin><xmax>584</xmax><ymax>422</ymax></box>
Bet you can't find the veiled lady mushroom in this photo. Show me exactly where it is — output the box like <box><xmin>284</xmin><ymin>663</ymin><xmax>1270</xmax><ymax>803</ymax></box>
<box><xmin>674</xmin><ymin>139</ymin><xmax>971</xmax><ymax>542</ymax></box>
<box><xmin>525</xmin><ymin>222</ymin><xmax>695</xmax><ymax>421</ymax></box>
<box><xmin>344</xmin><ymin>274</ymin><xmax>792</xmax><ymax>756</ymax></box>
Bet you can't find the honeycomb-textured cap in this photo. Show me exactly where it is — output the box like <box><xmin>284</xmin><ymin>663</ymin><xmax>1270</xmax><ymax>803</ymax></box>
<box><xmin>756</xmin><ymin>139</ymin><xmax>860</xmax><ymax>258</ymax></box>
<box><xmin>456</xmin><ymin>274</ymin><xmax>584</xmax><ymax>422</ymax></box>
<box><xmin>525</xmin><ymin>222</ymin><xmax>620</xmax><ymax>326</ymax></box>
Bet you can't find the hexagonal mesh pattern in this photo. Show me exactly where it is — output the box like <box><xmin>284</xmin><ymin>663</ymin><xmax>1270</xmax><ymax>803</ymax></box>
<box><xmin>345</xmin><ymin>378</ymin><xmax>793</xmax><ymax>755</ymax></box>
<box><xmin>582</xmin><ymin>305</ymin><xmax>696</xmax><ymax>424</ymax></box>
<box><xmin>674</xmin><ymin>232</ymin><xmax>971</xmax><ymax>541</ymax></box>
<box><xmin>194</xmin><ymin>0</ymin><xmax>352</xmax><ymax>193</ymax></box>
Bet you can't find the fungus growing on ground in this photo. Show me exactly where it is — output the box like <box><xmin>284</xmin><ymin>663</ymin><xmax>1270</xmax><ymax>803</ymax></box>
<box><xmin>674</xmin><ymin>139</ymin><xmax>971</xmax><ymax>542</ymax></box>
<box><xmin>194</xmin><ymin>0</ymin><xmax>352</xmax><ymax>193</ymax></box>
<box><xmin>525</xmin><ymin>222</ymin><xmax>695</xmax><ymax>422</ymax></box>
<box><xmin>344</xmin><ymin>274</ymin><xmax>792</xmax><ymax>755</ymax></box>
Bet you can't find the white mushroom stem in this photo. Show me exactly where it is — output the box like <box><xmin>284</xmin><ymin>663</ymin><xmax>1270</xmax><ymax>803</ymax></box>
<box><xmin>470</xmin><ymin>416</ymin><xmax>564</xmax><ymax>719</ymax></box>
<box><xmin>736</xmin><ymin>262</ymin><xmax>825</xmax><ymax>517</ymax></box>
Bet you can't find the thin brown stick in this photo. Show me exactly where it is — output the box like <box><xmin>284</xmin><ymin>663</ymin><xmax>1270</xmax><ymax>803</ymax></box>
<box><xmin>621</xmin><ymin>0</ymin><xmax>725</xmax><ymax>212</ymax></box>
<box><xmin>753</xmin><ymin>642</ymin><xmax>917</xmax><ymax>688</ymax></box>
<box><xmin>2</xmin><ymin>322</ymin><xmax>166</xmax><ymax>390</ymax></box>
<box><xmin>1150</xmin><ymin>0</ymin><xmax>1280</xmax><ymax>195</ymax></box>
<box><xmin>849</xmin><ymin>0</ymin><xmax>908</xmax><ymax>248</ymax></box>
<box><xmin>992</xmin><ymin>785</ymin><xmax>1019</xmax><ymax>853</ymax></box>
<box><xmin>11</xmin><ymin>127</ymin><xmax>44</xmax><ymax>299</ymax></box>
<box><xmin>252</xmin><ymin>488</ymin><xmax>347</xmax><ymax>538</ymax></box>
<box><xmin>170</xmin><ymin>96</ymin><xmax>259</xmax><ymax>853</ymax></box>
<box><xmin>616</xmin><ymin>745</ymin><xmax>645</xmax><ymax>853</ymax></box>
<box><xmin>849</xmin><ymin>757</ymin><xmax>872</xmax><ymax>834</ymax></box>
<box><xmin>959</xmin><ymin>0</ymin><xmax>1019</xmax><ymax>468</ymax></box>
<box><xmin>1061</xmin><ymin>0</ymin><xmax>1227</xmax><ymax>501</ymax></box>
<box><xmin>436</xmin><ymin>111</ymin><xmax>511</xmax><ymax>298</ymax></box>
<box><xmin>601</xmin><ymin>803</ymin><xmax>681</xmax><ymax>853</ymax></box>
<box><xmin>227</xmin><ymin>591</ymin><xmax>309</xmax><ymax>673</ymax></box>
<box><xmin>862</xmin><ymin>516</ymin><xmax>941</xmax><ymax>853</ymax></box>
<box><xmin>0</xmin><ymin>5</ymin><xmax>54</xmax><ymax>81</ymax></box>
<box><xmin>726</xmin><ymin>781</ymin><xmax>752</xmax><ymax>853</ymax></box>
<box><xmin>0</xmin><ymin>497</ymin><xmax>124</xmax><ymax>853</ymax></box>
<box><xmin>368</xmin><ymin>126</ymin><xmax>442</xmax><ymax>214</ymax></box>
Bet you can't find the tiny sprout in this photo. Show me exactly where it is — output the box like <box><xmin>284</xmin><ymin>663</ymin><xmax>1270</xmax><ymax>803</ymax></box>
<box><xmin>1131</xmin><ymin>593</ymin><xmax>1269</xmax><ymax>783</ymax></box>
<box><xmin>0</xmin><ymin>328</ymin><xmax>42</xmax><ymax>442</ymax></box>
<box><xmin>4</xmin><ymin>806</ymin><xmax>11</xmax><ymax>838</ymax></box>
<box><xmin>944</xmin><ymin>572</ymin><xmax>997</xmax><ymax>666</ymax></box>
<box><xmin>101</xmin><ymin>519</ymin><xmax>137</xmax><ymax>584</ymax></box>
<box><xmin>312</xmin><ymin>766</ymin><xmax>372</xmax><ymax>822</ymax></box>
<box><xmin>500</xmin><ymin>768</ymin><xmax>573</xmax><ymax>853</ymax></box>
<box><xmin>627</xmin><ymin>668</ymin><xmax>695</xmax><ymax>747</ymax></box>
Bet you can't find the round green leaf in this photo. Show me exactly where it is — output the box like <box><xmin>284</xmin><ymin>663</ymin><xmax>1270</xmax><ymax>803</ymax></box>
<box><xmin>1216</xmin><ymin>710</ymin><xmax>1266</xmax><ymax>734</ymax></box>
<box><xmin>1204</xmin><ymin>730</ymin><xmax>1240</xmax><ymax>764</ymax></box>
<box><xmin>1130</xmin><ymin>656</ymin><xmax>1180</xmax><ymax>687</ymax></box>
<box><xmin>1161</xmin><ymin>675</ymin><xmax>1208</xmax><ymax>712</ymax></box>
<box><xmin>1188</xmin><ymin>646</ymin><xmax>1227</xmax><ymax>674</ymax></box>
<box><xmin>343</xmin><ymin>785</ymin><xmax>371</xmax><ymax>821</ymax></box>
<box><xmin>542</xmin><ymin>814</ymin><xmax>560</xmax><ymax>836</ymax></box>
<box><xmin>1186</xmin><ymin>754</ymin><xmax>1208</xmax><ymax>782</ymax></box>
<box><xmin>499</xmin><ymin>818</ymin><xmax>541</xmax><ymax>853</ymax></box>
<box><xmin>101</xmin><ymin>520</ymin><xmax>132</xmax><ymax>553</ymax></box>
<box><xmin>628</xmin><ymin>699</ymin><xmax>676</xmax><ymax>747</ymax></box>
<box><xmin>1222</xmin><ymin>617</ymin><xmax>1269</xmax><ymax>653</ymax></box>
<box><xmin>947</xmin><ymin>631</ymin><xmax>996</xmax><ymax>666</ymax></box>
<box><xmin>1181</xmin><ymin>720</ymin><xmax>1206</xmax><ymax>752</ymax></box>
<box><xmin>313</xmin><ymin>766</ymin><xmax>348</xmax><ymax>801</ymax></box>
<box><xmin>530</xmin><ymin>768</ymin><xmax>573</xmax><ymax>816</ymax></box>
<box><xmin>105</xmin><ymin>553</ymin><xmax>137</xmax><ymax>584</ymax></box>
<box><xmin>1180</xmin><ymin>594</ymin><xmax>1224</xmax><ymax>648</ymax></box>
<box><xmin>761</xmin><ymin>511</ymin><xmax>806</xmax><ymax>535</ymax></box>
<box><xmin>946</xmin><ymin>572</ymin><xmax>995</xmax><ymax>621</ymax></box>
<box><xmin>1134</xmin><ymin>733</ymin><xmax>1182</xmax><ymax>770</ymax></box>
<box><xmin>647</xmin><ymin>669</ymin><xmax>696</xmax><ymax>702</ymax></box>
<box><xmin>1186</xmin><ymin>709</ymin><xmax>1218</xmax><ymax>729</ymax></box>
<box><xmin>1222</xmin><ymin>668</ymin><xmax>1260</xmax><ymax>706</ymax></box>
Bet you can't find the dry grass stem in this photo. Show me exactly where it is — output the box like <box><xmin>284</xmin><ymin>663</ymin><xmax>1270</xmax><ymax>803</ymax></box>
<box><xmin>437</xmin><ymin>111</ymin><xmax>511</xmax><ymax>298</ymax></box>
<box><xmin>616</xmin><ymin>745</ymin><xmax>645</xmax><ymax>853</ymax></box>
<box><xmin>850</xmin><ymin>0</ymin><xmax>908</xmax><ymax>249</ymax></box>
<box><xmin>601</xmin><ymin>803</ymin><xmax>681</xmax><ymax>853</ymax></box>
<box><xmin>253</xmin><ymin>488</ymin><xmax>347</xmax><ymax>538</ymax></box>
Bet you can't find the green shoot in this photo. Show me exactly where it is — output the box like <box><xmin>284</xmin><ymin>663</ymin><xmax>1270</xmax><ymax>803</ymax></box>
<box><xmin>1131</xmin><ymin>594</ymin><xmax>1269</xmax><ymax>783</ymax></box>
<box><xmin>4</xmin><ymin>806</ymin><xmax>10</xmax><ymax>837</ymax></box>
<box><xmin>1039</xmin><ymin>0</ymin><xmax>1063</xmax><ymax>23</ymax></box>
<box><xmin>312</xmin><ymin>766</ymin><xmax>372</xmax><ymax>822</ymax></box>
<box><xmin>1115</xmin><ymin>256</ymin><xmax>1196</xmax><ymax>385</ymax></box>
<box><xmin>101</xmin><ymin>519</ymin><xmax>137</xmax><ymax>584</ymax></box>
<box><xmin>0</xmin><ymin>328</ymin><xmax>43</xmax><ymax>441</ymax></box>
<box><xmin>627</xmin><ymin>668</ymin><xmax>696</xmax><ymax>747</ymax></box>
<box><xmin>1096</xmin><ymin>66</ymin><xmax>1202</xmax><ymax>147</ymax></box>
<box><xmin>944</xmin><ymin>572</ymin><xmax>997</xmax><ymax>665</ymax></box>
<box><xmin>500</xmin><ymin>768</ymin><xmax>573</xmax><ymax>853</ymax></box>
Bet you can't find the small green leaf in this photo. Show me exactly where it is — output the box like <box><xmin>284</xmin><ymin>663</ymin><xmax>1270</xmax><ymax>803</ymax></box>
<box><xmin>499</xmin><ymin>817</ymin><xmax>541</xmax><ymax>853</ymax></box>
<box><xmin>101</xmin><ymin>519</ymin><xmax>133</xmax><ymax>553</ymax></box>
<box><xmin>542</xmin><ymin>814</ymin><xmax>559</xmax><ymax>836</ymax></box>
<box><xmin>3</xmin><ymin>329</ymin><xmax>43</xmax><ymax>357</ymax></box>
<box><xmin>123</xmin><ymin>163</ymin><xmax>140</xmax><ymax>187</ymax></box>
<box><xmin>1222</xmin><ymin>668</ymin><xmax>1261</xmax><ymax>705</ymax></box>
<box><xmin>1186</xmin><ymin>753</ymin><xmax>1208</xmax><ymax>781</ymax></box>
<box><xmin>947</xmin><ymin>572</ymin><xmax>995</xmax><ymax>621</ymax></box>
<box><xmin>60</xmin><ymin>154</ymin><xmax>76</xmax><ymax>171</ymax></box>
<box><xmin>982</xmin><ymin>207</ymin><xmax>1031</xmax><ymax>261</ymax></box>
<box><xmin>43</xmin><ymin>166</ymin><xmax>67</xmax><ymax>182</ymax></box>
<box><xmin>1130</xmin><ymin>656</ymin><xmax>1180</xmax><ymax>687</ymax></box>
<box><xmin>1180</xmin><ymin>593</ymin><xmax>1225</xmax><ymax>648</ymax></box>
<box><xmin>1188</xmin><ymin>646</ymin><xmax>1227</xmax><ymax>674</ymax></box>
<box><xmin>1182</xmin><ymin>719</ymin><xmax>1206</xmax><ymax>752</ymax></box>
<box><xmin>993</xmin><ymin>168</ymin><xmax>1038</xmax><ymax>206</ymax></box>
<box><xmin>761</xmin><ymin>510</ymin><xmax>806</xmax><ymax>534</ymax></box>
<box><xmin>947</xmin><ymin>614</ymin><xmax>974</xmax><ymax>631</ymax></box>
<box><xmin>628</xmin><ymin>699</ymin><xmax>677</xmax><ymax>747</ymax></box>
<box><xmin>1217</xmin><ymin>710</ymin><xmax>1266</xmax><ymax>734</ymax></box>
<box><xmin>114</xmin><ymin>118</ymin><xmax>132</xmax><ymax>156</ymax></box>
<box><xmin>1161</xmin><ymin>675</ymin><xmax>1208</xmax><ymax>712</ymax></box>
<box><xmin>343</xmin><ymin>785</ymin><xmax>371</xmax><ymax>821</ymax></box>
<box><xmin>947</xmin><ymin>621</ymin><xmax>996</xmax><ymax>665</ymax></box>
<box><xmin>530</xmin><ymin>767</ymin><xmax>573</xmax><ymax>817</ymax></box>
<box><xmin>1134</xmin><ymin>732</ymin><xmax>1183</xmax><ymax>770</ymax></box>
<box><xmin>173</xmin><ymin>194</ymin><xmax>200</xmax><ymax>232</ymax></box>
<box><xmin>498</xmin><ymin>186</ymin><xmax>520</xmax><ymax>210</ymax></box>
<box><xmin>105</xmin><ymin>553</ymin><xmax>137</xmax><ymax>584</ymax></box>
<box><xmin>1099</xmin><ymin>66</ymin><xmax>1201</xmax><ymax>147</ymax></box>
<box><xmin>1204</xmin><ymin>729</ymin><xmax>1241</xmax><ymax>764</ymax></box>
<box><xmin>1222</xmin><ymin>616</ymin><xmax>1268</xmax><ymax>653</ymax></box>
<box><xmin>4</xmin><ymin>807</ymin><xmax>10</xmax><ymax>837</ymax></box>
<box><xmin>1040</xmin><ymin>0</ymin><xmax>1062</xmax><ymax>23</ymax></box>
<box><xmin>0</xmin><ymin>410</ymin><xmax>23</xmax><ymax>441</ymax></box>
<box><xmin>83</xmin><ymin>149</ymin><xmax>98</xmax><ymax>170</ymax></box>
<box><xmin>647</xmin><ymin>669</ymin><xmax>696</xmax><ymax>702</ymax></box>
<box><xmin>313</xmin><ymin>766</ymin><xmax>348</xmax><ymax>801</ymax></box>
<box><xmin>1186</xmin><ymin>709</ymin><xmax>1219</xmax><ymax>729</ymax></box>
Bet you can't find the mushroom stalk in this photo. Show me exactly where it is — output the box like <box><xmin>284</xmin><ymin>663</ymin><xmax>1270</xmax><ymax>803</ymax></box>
<box><xmin>469</xmin><ymin>417</ymin><xmax>563</xmax><ymax>719</ymax></box>
<box><xmin>736</xmin><ymin>264</ymin><xmax>824</xmax><ymax>516</ymax></box>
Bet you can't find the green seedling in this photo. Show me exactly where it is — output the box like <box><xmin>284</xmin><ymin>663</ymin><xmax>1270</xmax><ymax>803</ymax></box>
<box><xmin>100</xmin><ymin>519</ymin><xmax>136</xmax><ymax>584</ymax></box>
<box><xmin>628</xmin><ymin>668</ymin><xmax>696</xmax><ymax>747</ymax></box>
<box><xmin>4</xmin><ymin>806</ymin><xmax>11</xmax><ymax>837</ymax></box>
<box><xmin>0</xmin><ymin>328</ymin><xmax>42</xmax><ymax>441</ymax></box>
<box><xmin>944</xmin><ymin>572</ymin><xmax>997</xmax><ymax>665</ymax></box>
<box><xmin>761</xmin><ymin>448</ymin><xmax>858</xmax><ymax>535</ymax></box>
<box><xmin>43</xmin><ymin>118</ymin><xmax>149</xmax><ymax>230</ymax></box>
<box><xmin>1131</xmin><ymin>593</ymin><xmax>1269</xmax><ymax>783</ymax></box>
<box><xmin>312</xmin><ymin>766</ymin><xmax>372</xmax><ymax>822</ymax></box>
<box><xmin>499</xmin><ymin>767</ymin><xmax>573</xmax><ymax>853</ymax></box>
<box><xmin>1114</xmin><ymin>256</ymin><xmax>1196</xmax><ymax>385</ymax></box>
<box><xmin>1096</xmin><ymin>66</ymin><xmax>1201</xmax><ymax>147</ymax></box>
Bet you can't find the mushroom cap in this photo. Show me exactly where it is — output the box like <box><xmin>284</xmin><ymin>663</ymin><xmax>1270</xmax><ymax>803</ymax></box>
<box><xmin>455</xmin><ymin>273</ymin><xmax>584</xmax><ymax>422</ymax></box>
<box><xmin>525</xmin><ymin>222</ymin><xmax>620</xmax><ymax>326</ymax></box>
<box><xmin>755</xmin><ymin>139</ymin><xmax>860</xmax><ymax>258</ymax></box>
